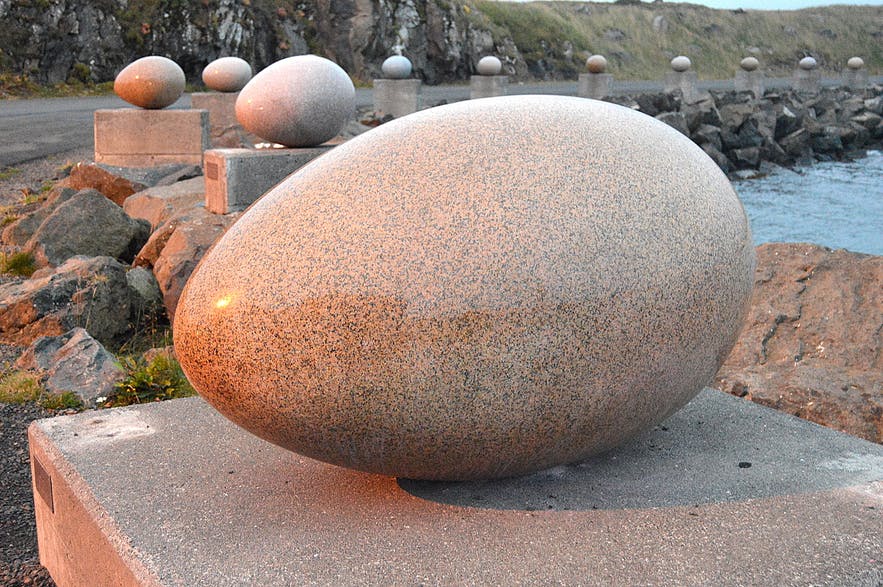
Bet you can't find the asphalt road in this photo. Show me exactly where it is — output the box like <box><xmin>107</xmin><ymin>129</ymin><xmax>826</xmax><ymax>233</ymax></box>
<box><xmin>0</xmin><ymin>76</ymin><xmax>875</xmax><ymax>169</ymax></box>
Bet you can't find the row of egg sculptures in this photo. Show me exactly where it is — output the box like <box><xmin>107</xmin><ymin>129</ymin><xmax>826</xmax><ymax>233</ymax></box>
<box><xmin>175</xmin><ymin>88</ymin><xmax>756</xmax><ymax>480</ymax></box>
<box><xmin>234</xmin><ymin>55</ymin><xmax>355</xmax><ymax>147</ymax></box>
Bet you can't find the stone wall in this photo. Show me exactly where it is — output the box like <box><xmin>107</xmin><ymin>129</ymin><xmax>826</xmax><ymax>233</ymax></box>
<box><xmin>609</xmin><ymin>86</ymin><xmax>883</xmax><ymax>174</ymax></box>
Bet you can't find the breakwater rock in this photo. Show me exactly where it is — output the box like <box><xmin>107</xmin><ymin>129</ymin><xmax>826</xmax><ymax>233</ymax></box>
<box><xmin>715</xmin><ymin>242</ymin><xmax>882</xmax><ymax>444</ymax></box>
<box><xmin>608</xmin><ymin>86</ymin><xmax>883</xmax><ymax>175</ymax></box>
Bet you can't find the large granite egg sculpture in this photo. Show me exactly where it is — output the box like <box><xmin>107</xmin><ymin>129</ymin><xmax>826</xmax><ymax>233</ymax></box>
<box><xmin>202</xmin><ymin>56</ymin><xmax>252</xmax><ymax>92</ymax></box>
<box><xmin>114</xmin><ymin>56</ymin><xmax>185</xmax><ymax>109</ymax></box>
<box><xmin>477</xmin><ymin>56</ymin><xmax>503</xmax><ymax>76</ymax></box>
<box><xmin>381</xmin><ymin>55</ymin><xmax>412</xmax><ymax>79</ymax></box>
<box><xmin>235</xmin><ymin>55</ymin><xmax>355</xmax><ymax>147</ymax></box>
<box><xmin>175</xmin><ymin>95</ymin><xmax>755</xmax><ymax>481</ymax></box>
<box><xmin>670</xmin><ymin>55</ymin><xmax>692</xmax><ymax>72</ymax></box>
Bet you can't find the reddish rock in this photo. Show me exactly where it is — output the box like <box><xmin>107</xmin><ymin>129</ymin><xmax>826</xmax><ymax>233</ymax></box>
<box><xmin>135</xmin><ymin>205</ymin><xmax>240</xmax><ymax>320</ymax></box>
<box><xmin>715</xmin><ymin>243</ymin><xmax>882</xmax><ymax>443</ymax></box>
<box><xmin>65</xmin><ymin>162</ymin><xmax>147</xmax><ymax>206</ymax></box>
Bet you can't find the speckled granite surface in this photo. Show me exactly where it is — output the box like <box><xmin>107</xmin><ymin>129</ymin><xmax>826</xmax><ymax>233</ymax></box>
<box><xmin>175</xmin><ymin>95</ymin><xmax>755</xmax><ymax>480</ymax></box>
<box><xmin>114</xmin><ymin>56</ymin><xmax>185</xmax><ymax>110</ymax></box>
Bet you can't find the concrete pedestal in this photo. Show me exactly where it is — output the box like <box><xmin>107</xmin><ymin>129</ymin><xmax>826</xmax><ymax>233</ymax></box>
<box><xmin>29</xmin><ymin>389</ymin><xmax>883</xmax><ymax>586</ymax></box>
<box><xmin>792</xmin><ymin>68</ymin><xmax>821</xmax><ymax>94</ymax></box>
<box><xmin>94</xmin><ymin>109</ymin><xmax>209</xmax><ymax>167</ymax></box>
<box><xmin>372</xmin><ymin>79</ymin><xmax>422</xmax><ymax>118</ymax></box>
<box><xmin>664</xmin><ymin>71</ymin><xmax>701</xmax><ymax>103</ymax></box>
<box><xmin>843</xmin><ymin>69</ymin><xmax>869</xmax><ymax>90</ymax></box>
<box><xmin>204</xmin><ymin>147</ymin><xmax>332</xmax><ymax>214</ymax></box>
<box><xmin>577</xmin><ymin>73</ymin><xmax>613</xmax><ymax>100</ymax></box>
<box><xmin>734</xmin><ymin>70</ymin><xmax>765</xmax><ymax>99</ymax></box>
<box><xmin>470</xmin><ymin>75</ymin><xmax>508</xmax><ymax>100</ymax></box>
<box><xmin>190</xmin><ymin>92</ymin><xmax>240</xmax><ymax>141</ymax></box>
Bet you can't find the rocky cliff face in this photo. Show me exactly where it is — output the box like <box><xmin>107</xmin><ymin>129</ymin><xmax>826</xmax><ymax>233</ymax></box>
<box><xmin>0</xmin><ymin>0</ymin><xmax>526</xmax><ymax>85</ymax></box>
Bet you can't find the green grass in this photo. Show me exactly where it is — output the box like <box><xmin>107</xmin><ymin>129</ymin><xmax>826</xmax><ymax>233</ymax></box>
<box><xmin>102</xmin><ymin>354</ymin><xmax>195</xmax><ymax>408</ymax></box>
<box><xmin>0</xmin><ymin>167</ymin><xmax>21</xmax><ymax>181</ymax></box>
<box><xmin>0</xmin><ymin>371</ymin><xmax>85</xmax><ymax>411</ymax></box>
<box><xmin>0</xmin><ymin>251</ymin><xmax>36</xmax><ymax>277</ymax></box>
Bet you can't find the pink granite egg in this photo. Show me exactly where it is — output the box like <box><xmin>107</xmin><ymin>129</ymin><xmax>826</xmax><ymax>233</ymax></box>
<box><xmin>174</xmin><ymin>95</ymin><xmax>755</xmax><ymax>481</ymax></box>
<box><xmin>114</xmin><ymin>56</ymin><xmax>185</xmax><ymax>109</ymax></box>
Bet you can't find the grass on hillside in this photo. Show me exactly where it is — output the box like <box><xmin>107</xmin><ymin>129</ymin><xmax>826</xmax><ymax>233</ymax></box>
<box><xmin>473</xmin><ymin>1</ymin><xmax>881</xmax><ymax>79</ymax></box>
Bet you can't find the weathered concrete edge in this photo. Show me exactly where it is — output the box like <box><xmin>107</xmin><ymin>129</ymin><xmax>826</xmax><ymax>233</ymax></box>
<box><xmin>28</xmin><ymin>421</ymin><xmax>163</xmax><ymax>587</ymax></box>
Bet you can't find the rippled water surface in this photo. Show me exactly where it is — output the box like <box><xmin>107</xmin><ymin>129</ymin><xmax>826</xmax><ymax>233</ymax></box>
<box><xmin>734</xmin><ymin>150</ymin><xmax>883</xmax><ymax>256</ymax></box>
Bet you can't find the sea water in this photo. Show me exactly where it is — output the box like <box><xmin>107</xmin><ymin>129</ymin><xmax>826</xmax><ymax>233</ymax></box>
<box><xmin>734</xmin><ymin>150</ymin><xmax>883</xmax><ymax>256</ymax></box>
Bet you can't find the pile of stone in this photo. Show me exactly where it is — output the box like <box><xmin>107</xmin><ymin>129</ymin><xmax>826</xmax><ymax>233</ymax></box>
<box><xmin>609</xmin><ymin>85</ymin><xmax>883</xmax><ymax>175</ymax></box>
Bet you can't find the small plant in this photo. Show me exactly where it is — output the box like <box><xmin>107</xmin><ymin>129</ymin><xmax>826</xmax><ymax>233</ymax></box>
<box><xmin>1</xmin><ymin>212</ymin><xmax>18</xmax><ymax>226</ymax></box>
<box><xmin>0</xmin><ymin>371</ymin><xmax>42</xmax><ymax>403</ymax></box>
<box><xmin>0</xmin><ymin>251</ymin><xmax>36</xmax><ymax>277</ymax></box>
<box><xmin>0</xmin><ymin>167</ymin><xmax>21</xmax><ymax>181</ymax></box>
<box><xmin>104</xmin><ymin>354</ymin><xmax>195</xmax><ymax>408</ymax></box>
<box><xmin>0</xmin><ymin>371</ymin><xmax>83</xmax><ymax>410</ymax></box>
<box><xmin>18</xmin><ymin>188</ymin><xmax>45</xmax><ymax>205</ymax></box>
<box><xmin>40</xmin><ymin>391</ymin><xmax>84</xmax><ymax>410</ymax></box>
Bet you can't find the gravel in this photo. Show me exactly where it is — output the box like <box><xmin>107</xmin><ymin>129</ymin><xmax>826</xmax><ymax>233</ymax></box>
<box><xmin>1</xmin><ymin>341</ymin><xmax>56</xmax><ymax>587</ymax></box>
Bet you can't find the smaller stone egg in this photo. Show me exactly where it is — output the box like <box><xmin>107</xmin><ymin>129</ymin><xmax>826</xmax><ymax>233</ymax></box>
<box><xmin>847</xmin><ymin>57</ymin><xmax>864</xmax><ymax>70</ymax></box>
<box><xmin>203</xmin><ymin>57</ymin><xmax>252</xmax><ymax>92</ymax></box>
<box><xmin>586</xmin><ymin>55</ymin><xmax>608</xmax><ymax>74</ymax></box>
<box><xmin>477</xmin><ymin>56</ymin><xmax>503</xmax><ymax>76</ymax></box>
<box><xmin>235</xmin><ymin>55</ymin><xmax>355</xmax><ymax>148</ymax></box>
<box><xmin>381</xmin><ymin>55</ymin><xmax>412</xmax><ymax>79</ymax></box>
<box><xmin>799</xmin><ymin>56</ymin><xmax>817</xmax><ymax>71</ymax></box>
<box><xmin>114</xmin><ymin>56</ymin><xmax>185</xmax><ymax>110</ymax></box>
<box><xmin>740</xmin><ymin>57</ymin><xmax>759</xmax><ymax>72</ymax></box>
<box><xmin>670</xmin><ymin>56</ymin><xmax>691</xmax><ymax>72</ymax></box>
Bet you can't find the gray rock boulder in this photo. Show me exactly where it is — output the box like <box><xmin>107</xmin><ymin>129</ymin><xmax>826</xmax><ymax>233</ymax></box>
<box><xmin>16</xmin><ymin>327</ymin><xmax>124</xmax><ymax>407</ymax></box>
<box><xmin>692</xmin><ymin>124</ymin><xmax>723</xmax><ymax>152</ymax></box>
<box><xmin>25</xmin><ymin>189</ymin><xmax>150</xmax><ymax>267</ymax></box>
<box><xmin>0</xmin><ymin>256</ymin><xmax>132</xmax><ymax>345</ymax></box>
<box><xmin>655</xmin><ymin>111</ymin><xmax>690</xmax><ymax>137</ymax></box>
<box><xmin>1</xmin><ymin>187</ymin><xmax>78</xmax><ymax>247</ymax></box>
<box><xmin>65</xmin><ymin>162</ymin><xmax>203</xmax><ymax>206</ymax></box>
<box><xmin>126</xmin><ymin>266</ymin><xmax>164</xmax><ymax>323</ymax></box>
<box><xmin>122</xmin><ymin>176</ymin><xmax>205</xmax><ymax>230</ymax></box>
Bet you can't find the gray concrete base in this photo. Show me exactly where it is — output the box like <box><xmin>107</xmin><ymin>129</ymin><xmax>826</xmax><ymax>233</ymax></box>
<box><xmin>29</xmin><ymin>389</ymin><xmax>883</xmax><ymax>585</ymax></box>
<box><xmin>793</xmin><ymin>68</ymin><xmax>821</xmax><ymax>94</ymax></box>
<box><xmin>470</xmin><ymin>75</ymin><xmax>508</xmax><ymax>100</ymax></box>
<box><xmin>190</xmin><ymin>92</ymin><xmax>239</xmax><ymax>140</ymax></box>
<box><xmin>664</xmin><ymin>71</ymin><xmax>703</xmax><ymax>103</ymax></box>
<box><xmin>373</xmin><ymin>79</ymin><xmax>422</xmax><ymax>118</ymax></box>
<box><xmin>734</xmin><ymin>70</ymin><xmax>765</xmax><ymax>99</ymax></box>
<box><xmin>203</xmin><ymin>146</ymin><xmax>331</xmax><ymax>214</ymax></box>
<box><xmin>94</xmin><ymin>109</ymin><xmax>209</xmax><ymax>167</ymax></box>
<box><xmin>843</xmin><ymin>69</ymin><xmax>869</xmax><ymax>90</ymax></box>
<box><xmin>577</xmin><ymin>73</ymin><xmax>612</xmax><ymax>100</ymax></box>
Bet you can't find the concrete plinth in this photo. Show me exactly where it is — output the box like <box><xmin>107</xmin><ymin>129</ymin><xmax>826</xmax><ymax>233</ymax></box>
<box><xmin>94</xmin><ymin>109</ymin><xmax>209</xmax><ymax>167</ymax></box>
<box><xmin>792</xmin><ymin>68</ymin><xmax>821</xmax><ymax>94</ymax></box>
<box><xmin>469</xmin><ymin>75</ymin><xmax>508</xmax><ymax>100</ymax></box>
<box><xmin>734</xmin><ymin>70</ymin><xmax>765</xmax><ymax>99</ymax></box>
<box><xmin>843</xmin><ymin>69</ymin><xmax>869</xmax><ymax>90</ymax></box>
<box><xmin>190</xmin><ymin>92</ymin><xmax>239</xmax><ymax>141</ymax></box>
<box><xmin>29</xmin><ymin>389</ymin><xmax>883</xmax><ymax>586</ymax></box>
<box><xmin>664</xmin><ymin>71</ymin><xmax>701</xmax><ymax>103</ymax></box>
<box><xmin>577</xmin><ymin>73</ymin><xmax>613</xmax><ymax>99</ymax></box>
<box><xmin>372</xmin><ymin>79</ymin><xmax>422</xmax><ymax>118</ymax></box>
<box><xmin>203</xmin><ymin>147</ymin><xmax>331</xmax><ymax>214</ymax></box>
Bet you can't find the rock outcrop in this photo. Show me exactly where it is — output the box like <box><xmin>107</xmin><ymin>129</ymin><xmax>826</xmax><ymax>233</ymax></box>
<box><xmin>16</xmin><ymin>328</ymin><xmax>124</xmax><ymax>406</ymax></box>
<box><xmin>0</xmin><ymin>255</ymin><xmax>133</xmax><ymax>345</ymax></box>
<box><xmin>24</xmin><ymin>189</ymin><xmax>150</xmax><ymax>267</ymax></box>
<box><xmin>715</xmin><ymin>243</ymin><xmax>882</xmax><ymax>444</ymax></box>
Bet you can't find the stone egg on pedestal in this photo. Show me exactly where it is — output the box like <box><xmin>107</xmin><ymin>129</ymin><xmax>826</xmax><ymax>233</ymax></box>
<box><xmin>174</xmin><ymin>95</ymin><xmax>756</xmax><ymax>481</ymax></box>
<box><xmin>476</xmin><ymin>56</ymin><xmax>503</xmax><ymax>76</ymax></box>
<box><xmin>381</xmin><ymin>55</ymin><xmax>412</xmax><ymax>79</ymax></box>
<box><xmin>799</xmin><ymin>56</ymin><xmax>817</xmax><ymax>70</ymax></box>
<box><xmin>847</xmin><ymin>57</ymin><xmax>864</xmax><ymax>70</ymax></box>
<box><xmin>202</xmin><ymin>57</ymin><xmax>252</xmax><ymax>92</ymax></box>
<box><xmin>235</xmin><ymin>55</ymin><xmax>355</xmax><ymax>147</ymax></box>
<box><xmin>114</xmin><ymin>56</ymin><xmax>185</xmax><ymax>109</ymax></box>
<box><xmin>670</xmin><ymin>55</ymin><xmax>692</xmax><ymax>72</ymax></box>
<box><xmin>740</xmin><ymin>57</ymin><xmax>759</xmax><ymax>72</ymax></box>
<box><xmin>586</xmin><ymin>55</ymin><xmax>608</xmax><ymax>74</ymax></box>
